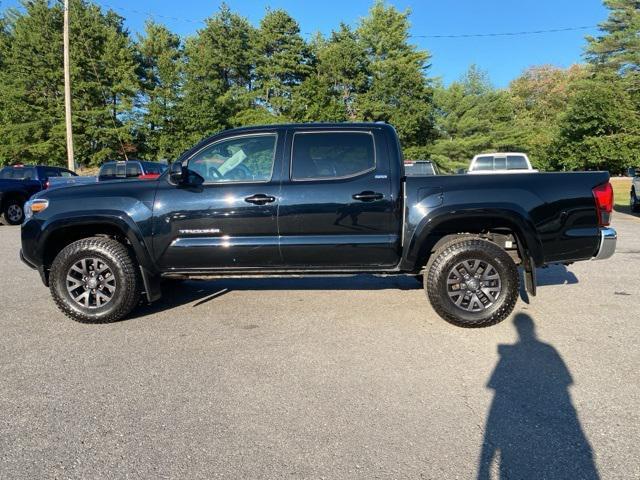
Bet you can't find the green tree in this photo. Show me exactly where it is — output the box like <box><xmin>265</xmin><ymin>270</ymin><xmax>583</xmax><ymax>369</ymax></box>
<box><xmin>429</xmin><ymin>66</ymin><xmax>522</xmax><ymax>171</ymax></box>
<box><xmin>585</xmin><ymin>0</ymin><xmax>640</xmax><ymax>91</ymax></box>
<box><xmin>70</xmin><ymin>1</ymin><xmax>139</xmax><ymax>165</ymax></box>
<box><xmin>136</xmin><ymin>20</ymin><xmax>183</xmax><ymax>160</ymax></box>
<box><xmin>180</xmin><ymin>4</ymin><xmax>255</xmax><ymax>146</ymax></box>
<box><xmin>356</xmin><ymin>1</ymin><xmax>434</xmax><ymax>149</ymax></box>
<box><xmin>509</xmin><ymin>65</ymin><xmax>589</xmax><ymax>169</ymax></box>
<box><xmin>0</xmin><ymin>0</ymin><xmax>65</xmax><ymax>165</ymax></box>
<box><xmin>551</xmin><ymin>74</ymin><xmax>640</xmax><ymax>172</ymax></box>
<box><xmin>253</xmin><ymin>8</ymin><xmax>311</xmax><ymax>119</ymax></box>
<box><xmin>0</xmin><ymin>0</ymin><xmax>139</xmax><ymax>167</ymax></box>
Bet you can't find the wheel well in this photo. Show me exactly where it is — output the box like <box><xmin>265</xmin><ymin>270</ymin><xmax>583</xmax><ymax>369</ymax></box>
<box><xmin>43</xmin><ymin>224</ymin><xmax>130</xmax><ymax>268</ymax></box>
<box><xmin>1</xmin><ymin>192</ymin><xmax>27</xmax><ymax>210</ymax></box>
<box><xmin>417</xmin><ymin>220</ymin><xmax>525</xmax><ymax>272</ymax></box>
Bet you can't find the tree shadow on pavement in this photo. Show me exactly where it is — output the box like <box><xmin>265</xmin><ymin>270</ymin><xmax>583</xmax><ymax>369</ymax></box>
<box><xmin>477</xmin><ymin>313</ymin><xmax>599</xmax><ymax>480</ymax></box>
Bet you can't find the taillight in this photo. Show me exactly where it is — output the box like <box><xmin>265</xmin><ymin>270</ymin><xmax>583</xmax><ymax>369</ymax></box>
<box><xmin>592</xmin><ymin>182</ymin><xmax>613</xmax><ymax>226</ymax></box>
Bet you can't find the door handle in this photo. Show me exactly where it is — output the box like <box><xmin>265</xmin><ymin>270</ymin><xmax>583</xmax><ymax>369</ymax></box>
<box><xmin>244</xmin><ymin>194</ymin><xmax>276</xmax><ymax>205</ymax></box>
<box><xmin>352</xmin><ymin>191</ymin><xmax>384</xmax><ymax>202</ymax></box>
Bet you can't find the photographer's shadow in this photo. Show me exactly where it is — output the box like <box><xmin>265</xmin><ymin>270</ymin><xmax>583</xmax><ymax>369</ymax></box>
<box><xmin>478</xmin><ymin>314</ymin><xmax>599</xmax><ymax>479</ymax></box>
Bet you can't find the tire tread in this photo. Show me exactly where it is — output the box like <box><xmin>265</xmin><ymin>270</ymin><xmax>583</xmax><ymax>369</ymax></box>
<box><xmin>426</xmin><ymin>238</ymin><xmax>519</xmax><ymax>328</ymax></box>
<box><xmin>49</xmin><ymin>237</ymin><xmax>141</xmax><ymax>323</ymax></box>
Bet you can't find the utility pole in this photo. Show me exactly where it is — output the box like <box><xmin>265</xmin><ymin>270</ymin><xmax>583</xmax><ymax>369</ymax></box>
<box><xmin>63</xmin><ymin>0</ymin><xmax>75</xmax><ymax>171</ymax></box>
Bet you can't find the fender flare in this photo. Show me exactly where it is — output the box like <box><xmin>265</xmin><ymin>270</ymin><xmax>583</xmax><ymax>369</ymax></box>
<box><xmin>402</xmin><ymin>206</ymin><xmax>544</xmax><ymax>272</ymax></box>
<box><xmin>38</xmin><ymin>212</ymin><xmax>161</xmax><ymax>302</ymax></box>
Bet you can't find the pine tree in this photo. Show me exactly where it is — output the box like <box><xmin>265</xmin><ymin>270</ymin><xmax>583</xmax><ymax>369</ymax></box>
<box><xmin>136</xmin><ymin>20</ymin><xmax>183</xmax><ymax>160</ymax></box>
<box><xmin>315</xmin><ymin>24</ymin><xmax>369</xmax><ymax>120</ymax></box>
<box><xmin>585</xmin><ymin>0</ymin><xmax>640</xmax><ymax>91</ymax></box>
<box><xmin>430</xmin><ymin>66</ymin><xmax>522</xmax><ymax>171</ymax></box>
<box><xmin>70</xmin><ymin>2</ymin><xmax>139</xmax><ymax>165</ymax></box>
<box><xmin>253</xmin><ymin>9</ymin><xmax>311</xmax><ymax>119</ymax></box>
<box><xmin>180</xmin><ymin>4</ymin><xmax>255</xmax><ymax>145</ymax></box>
<box><xmin>356</xmin><ymin>1</ymin><xmax>434</xmax><ymax>148</ymax></box>
<box><xmin>0</xmin><ymin>0</ymin><xmax>66</xmax><ymax>165</ymax></box>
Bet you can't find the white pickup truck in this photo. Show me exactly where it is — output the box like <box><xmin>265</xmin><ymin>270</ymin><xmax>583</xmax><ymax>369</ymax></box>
<box><xmin>468</xmin><ymin>153</ymin><xmax>537</xmax><ymax>174</ymax></box>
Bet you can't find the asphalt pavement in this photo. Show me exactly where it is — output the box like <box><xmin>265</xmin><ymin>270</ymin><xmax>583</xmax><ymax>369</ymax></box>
<box><xmin>1</xmin><ymin>212</ymin><xmax>639</xmax><ymax>479</ymax></box>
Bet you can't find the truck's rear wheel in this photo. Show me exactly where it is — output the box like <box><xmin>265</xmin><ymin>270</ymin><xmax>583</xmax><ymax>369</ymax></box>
<box><xmin>2</xmin><ymin>198</ymin><xmax>25</xmax><ymax>225</ymax></box>
<box><xmin>425</xmin><ymin>238</ymin><xmax>519</xmax><ymax>328</ymax></box>
<box><xmin>49</xmin><ymin>237</ymin><xmax>141</xmax><ymax>323</ymax></box>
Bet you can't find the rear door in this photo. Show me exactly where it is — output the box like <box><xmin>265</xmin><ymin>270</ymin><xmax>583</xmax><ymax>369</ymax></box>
<box><xmin>277</xmin><ymin>128</ymin><xmax>399</xmax><ymax>268</ymax></box>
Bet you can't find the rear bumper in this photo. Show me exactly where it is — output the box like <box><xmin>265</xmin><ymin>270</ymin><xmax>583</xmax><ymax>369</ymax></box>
<box><xmin>593</xmin><ymin>227</ymin><xmax>617</xmax><ymax>260</ymax></box>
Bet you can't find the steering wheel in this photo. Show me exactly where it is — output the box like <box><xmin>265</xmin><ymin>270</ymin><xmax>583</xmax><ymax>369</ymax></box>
<box><xmin>207</xmin><ymin>166</ymin><xmax>223</xmax><ymax>180</ymax></box>
<box><xmin>230</xmin><ymin>164</ymin><xmax>253</xmax><ymax>180</ymax></box>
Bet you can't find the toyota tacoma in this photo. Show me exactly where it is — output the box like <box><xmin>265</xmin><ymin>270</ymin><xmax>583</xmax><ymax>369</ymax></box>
<box><xmin>20</xmin><ymin>123</ymin><xmax>617</xmax><ymax>327</ymax></box>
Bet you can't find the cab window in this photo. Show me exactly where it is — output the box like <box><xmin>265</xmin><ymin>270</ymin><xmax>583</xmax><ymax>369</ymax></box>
<box><xmin>188</xmin><ymin>134</ymin><xmax>277</xmax><ymax>183</ymax></box>
<box><xmin>291</xmin><ymin>132</ymin><xmax>375</xmax><ymax>181</ymax></box>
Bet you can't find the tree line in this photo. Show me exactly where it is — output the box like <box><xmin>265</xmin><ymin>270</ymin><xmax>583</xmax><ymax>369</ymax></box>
<box><xmin>0</xmin><ymin>0</ymin><xmax>638</xmax><ymax>173</ymax></box>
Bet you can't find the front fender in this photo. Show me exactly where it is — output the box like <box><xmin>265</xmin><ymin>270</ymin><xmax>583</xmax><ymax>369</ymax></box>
<box><xmin>39</xmin><ymin>211</ymin><xmax>155</xmax><ymax>272</ymax></box>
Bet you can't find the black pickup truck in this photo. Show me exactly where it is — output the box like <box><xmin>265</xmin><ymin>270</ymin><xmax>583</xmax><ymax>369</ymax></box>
<box><xmin>20</xmin><ymin>123</ymin><xmax>617</xmax><ymax>327</ymax></box>
<box><xmin>0</xmin><ymin>165</ymin><xmax>77</xmax><ymax>224</ymax></box>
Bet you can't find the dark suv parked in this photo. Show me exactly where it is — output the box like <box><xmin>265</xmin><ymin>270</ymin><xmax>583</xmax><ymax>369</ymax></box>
<box><xmin>0</xmin><ymin>165</ymin><xmax>76</xmax><ymax>224</ymax></box>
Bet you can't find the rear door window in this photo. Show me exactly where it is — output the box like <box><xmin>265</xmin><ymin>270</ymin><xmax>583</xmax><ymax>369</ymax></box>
<box><xmin>507</xmin><ymin>155</ymin><xmax>528</xmax><ymax>170</ymax></box>
<box><xmin>493</xmin><ymin>157</ymin><xmax>507</xmax><ymax>170</ymax></box>
<box><xmin>474</xmin><ymin>156</ymin><xmax>494</xmax><ymax>171</ymax></box>
<box><xmin>126</xmin><ymin>163</ymin><xmax>142</xmax><ymax>177</ymax></box>
<box><xmin>291</xmin><ymin>132</ymin><xmax>375</xmax><ymax>181</ymax></box>
<box><xmin>44</xmin><ymin>168</ymin><xmax>62</xmax><ymax>179</ymax></box>
<box><xmin>99</xmin><ymin>163</ymin><xmax>116</xmax><ymax>178</ymax></box>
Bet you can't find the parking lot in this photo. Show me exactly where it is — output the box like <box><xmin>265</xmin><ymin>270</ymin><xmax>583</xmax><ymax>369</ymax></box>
<box><xmin>1</xmin><ymin>212</ymin><xmax>639</xmax><ymax>479</ymax></box>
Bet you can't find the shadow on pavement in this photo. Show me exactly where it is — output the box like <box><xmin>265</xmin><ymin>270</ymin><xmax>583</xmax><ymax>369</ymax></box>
<box><xmin>477</xmin><ymin>313</ymin><xmax>599</xmax><ymax>480</ymax></box>
<box><xmin>536</xmin><ymin>264</ymin><xmax>579</xmax><ymax>287</ymax></box>
<box><xmin>614</xmin><ymin>204</ymin><xmax>639</xmax><ymax>217</ymax></box>
<box><xmin>132</xmin><ymin>274</ymin><xmax>421</xmax><ymax>319</ymax></box>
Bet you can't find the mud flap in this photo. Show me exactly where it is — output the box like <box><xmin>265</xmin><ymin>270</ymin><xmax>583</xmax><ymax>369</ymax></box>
<box><xmin>523</xmin><ymin>256</ymin><xmax>537</xmax><ymax>297</ymax></box>
<box><xmin>140</xmin><ymin>266</ymin><xmax>162</xmax><ymax>302</ymax></box>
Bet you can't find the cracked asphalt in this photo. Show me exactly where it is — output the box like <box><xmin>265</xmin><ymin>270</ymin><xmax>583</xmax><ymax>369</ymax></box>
<box><xmin>1</xmin><ymin>212</ymin><xmax>639</xmax><ymax>479</ymax></box>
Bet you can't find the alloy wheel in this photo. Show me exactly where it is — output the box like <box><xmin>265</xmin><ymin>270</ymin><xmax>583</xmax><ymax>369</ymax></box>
<box><xmin>66</xmin><ymin>257</ymin><xmax>117</xmax><ymax>308</ymax></box>
<box><xmin>446</xmin><ymin>259</ymin><xmax>502</xmax><ymax>312</ymax></box>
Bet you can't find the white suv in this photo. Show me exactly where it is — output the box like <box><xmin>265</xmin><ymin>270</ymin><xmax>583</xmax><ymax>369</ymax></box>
<box><xmin>468</xmin><ymin>153</ymin><xmax>537</xmax><ymax>174</ymax></box>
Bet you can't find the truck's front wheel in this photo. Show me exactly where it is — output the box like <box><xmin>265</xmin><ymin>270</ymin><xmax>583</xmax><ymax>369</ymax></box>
<box><xmin>426</xmin><ymin>238</ymin><xmax>519</xmax><ymax>328</ymax></box>
<box><xmin>49</xmin><ymin>237</ymin><xmax>141</xmax><ymax>323</ymax></box>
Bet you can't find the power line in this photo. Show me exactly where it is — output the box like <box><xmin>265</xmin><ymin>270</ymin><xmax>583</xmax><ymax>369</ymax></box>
<box><xmin>98</xmin><ymin>2</ymin><xmax>598</xmax><ymax>40</ymax></box>
<box><xmin>412</xmin><ymin>26</ymin><xmax>597</xmax><ymax>39</ymax></box>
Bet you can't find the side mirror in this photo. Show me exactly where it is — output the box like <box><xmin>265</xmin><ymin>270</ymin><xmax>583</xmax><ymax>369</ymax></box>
<box><xmin>169</xmin><ymin>160</ymin><xmax>184</xmax><ymax>183</ymax></box>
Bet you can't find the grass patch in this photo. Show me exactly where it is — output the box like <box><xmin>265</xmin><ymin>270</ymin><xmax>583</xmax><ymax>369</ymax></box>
<box><xmin>610</xmin><ymin>177</ymin><xmax>631</xmax><ymax>207</ymax></box>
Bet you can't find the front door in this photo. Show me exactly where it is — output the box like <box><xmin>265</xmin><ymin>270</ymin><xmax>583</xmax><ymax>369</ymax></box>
<box><xmin>277</xmin><ymin>129</ymin><xmax>400</xmax><ymax>268</ymax></box>
<box><xmin>152</xmin><ymin>131</ymin><xmax>283</xmax><ymax>271</ymax></box>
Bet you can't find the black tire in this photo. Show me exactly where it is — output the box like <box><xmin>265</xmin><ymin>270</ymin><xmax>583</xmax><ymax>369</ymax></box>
<box><xmin>49</xmin><ymin>237</ymin><xmax>142</xmax><ymax>323</ymax></box>
<box><xmin>2</xmin><ymin>198</ymin><xmax>25</xmax><ymax>225</ymax></box>
<box><xmin>425</xmin><ymin>238</ymin><xmax>519</xmax><ymax>328</ymax></box>
<box><xmin>631</xmin><ymin>189</ymin><xmax>640</xmax><ymax>213</ymax></box>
